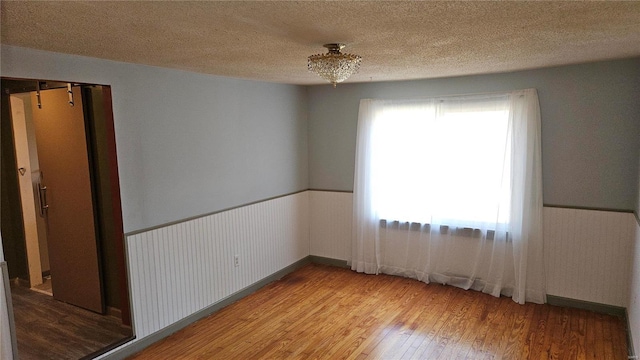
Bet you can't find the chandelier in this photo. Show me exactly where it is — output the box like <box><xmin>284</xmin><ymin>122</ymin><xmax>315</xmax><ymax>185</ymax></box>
<box><xmin>308</xmin><ymin>43</ymin><xmax>362</xmax><ymax>88</ymax></box>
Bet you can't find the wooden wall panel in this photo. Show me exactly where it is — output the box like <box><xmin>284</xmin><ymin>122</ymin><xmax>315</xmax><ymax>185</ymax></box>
<box><xmin>126</xmin><ymin>192</ymin><xmax>309</xmax><ymax>339</ymax></box>
<box><xmin>544</xmin><ymin>207</ymin><xmax>635</xmax><ymax>307</ymax></box>
<box><xmin>627</xmin><ymin>218</ymin><xmax>640</xmax><ymax>355</ymax></box>
<box><xmin>309</xmin><ymin>191</ymin><xmax>636</xmax><ymax>307</ymax></box>
<box><xmin>309</xmin><ymin>191</ymin><xmax>352</xmax><ymax>261</ymax></box>
<box><xmin>120</xmin><ymin>191</ymin><xmax>636</xmax><ymax>354</ymax></box>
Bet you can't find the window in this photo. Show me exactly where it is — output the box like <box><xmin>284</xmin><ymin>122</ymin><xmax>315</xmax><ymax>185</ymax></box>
<box><xmin>351</xmin><ymin>89</ymin><xmax>546</xmax><ymax>305</ymax></box>
<box><xmin>369</xmin><ymin>97</ymin><xmax>511</xmax><ymax>227</ymax></box>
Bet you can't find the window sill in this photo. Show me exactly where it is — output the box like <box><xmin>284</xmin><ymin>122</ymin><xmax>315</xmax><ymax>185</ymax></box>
<box><xmin>379</xmin><ymin>219</ymin><xmax>508</xmax><ymax>241</ymax></box>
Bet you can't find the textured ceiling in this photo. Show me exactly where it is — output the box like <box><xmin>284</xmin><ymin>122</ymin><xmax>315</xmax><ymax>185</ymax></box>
<box><xmin>2</xmin><ymin>1</ymin><xmax>640</xmax><ymax>85</ymax></box>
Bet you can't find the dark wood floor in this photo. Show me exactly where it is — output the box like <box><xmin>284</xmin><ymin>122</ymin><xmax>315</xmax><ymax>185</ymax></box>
<box><xmin>130</xmin><ymin>263</ymin><xmax>628</xmax><ymax>359</ymax></box>
<box><xmin>10</xmin><ymin>284</ymin><xmax>132</xmax><ymax>360</ymax></box>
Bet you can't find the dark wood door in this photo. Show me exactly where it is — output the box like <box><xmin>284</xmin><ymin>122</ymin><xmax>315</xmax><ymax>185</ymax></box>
<box><xmin>31</xmin><ymin>87</ymin><xmax>104</xmax><ymax>313</ymax></box>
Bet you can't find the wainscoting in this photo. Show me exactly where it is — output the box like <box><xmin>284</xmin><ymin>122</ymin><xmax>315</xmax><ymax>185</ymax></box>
<box><xmin>95</xmin><ymin>190</ymin><xmax>636</xmax><ymax>358</ymax></box>
<box><xmin>629</xmin><ymin>218</ymin><xmax>640</xmax><ymax>355</ymax></box>
<box><xmin>125</xmin><ymin>191</ymin><xmax>309</xmax><ymax>340</ymax></box>
<box><xmin>309</xmin><ymin>190</ymin><xmax>352</xmax><ymax>261</ymax></box>
<box><xmin>308</xmin><ymin>190</ymin><xmax>637</xmax><ymax>308</ymax></box>
<box><xmin>544</xmin><ymin>207</ymin><xmax>635</xmax><ymax>307</ymax></box>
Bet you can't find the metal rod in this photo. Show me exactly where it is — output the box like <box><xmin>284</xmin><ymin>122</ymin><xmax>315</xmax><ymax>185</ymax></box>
<box><xmin>39</xmin><ymin>184</ymin><xmax>49</xmax><ymax>216</ymax></box>
<box><xmin>37</xmin><ymin>172</ymin><xmax>48</xmax><ymax>217</ymax></box>
<box><xmin>67</xmin><ymin>83</ymin><xmax>74</xmax><ymax>107</ymax></box>
<box><xmin>35</xmin><ymin>81</ymin><xmax>42</xmax><ymax>109</ymax></box>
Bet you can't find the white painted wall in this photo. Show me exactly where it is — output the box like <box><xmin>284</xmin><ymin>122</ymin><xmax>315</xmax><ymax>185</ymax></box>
<box><xmin>0</xmin><ymin>239</ymin><xmax>13</xmax><ymax>360</ymax></box>
<box><xmin>0</xmin><ymin>257</ymin><xmax>13</xmax><ymax>360</ymax></box>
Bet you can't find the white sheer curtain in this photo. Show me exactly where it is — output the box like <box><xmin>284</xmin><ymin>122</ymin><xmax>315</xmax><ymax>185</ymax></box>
<box><xmin>351</xmin><ymin>89</ymin><xmax>545</xmax><ymax>304</ymax></box>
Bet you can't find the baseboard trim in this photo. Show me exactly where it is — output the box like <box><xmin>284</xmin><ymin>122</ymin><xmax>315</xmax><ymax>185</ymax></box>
<box><xmin>309</xmin><ymin>255</ymin><xmax>349</xmax><ymax>268</ymax></box>
<box><xmin>81</xmin><ymin>335</ymin><xmax>135</xmax><ymax>360</ymax></box>
<box><xmin>106</xmin><ymin>306</ymin><xmax>122</xmax><ymax>319</ymax></box>
<box><xmin>99</xmin><ymin>256</ymin><xmax>311</xmax><ymax>359</ymax></box>
<box><xmin>625</xmin><ymin>308</ymin><xmax>637</xmax><ymax>359</ymax></box>
<box><xmin>546</xmin><ymin>295</ymin><xmax>626</xmax><ymax>317</ymax></box>
<box><xmin>545</xmin><ymin>297</ymin><xmax>636</xmax><ymax>358</ymax></box>
<box><xmin>309</xmin><ymin>258</ymin><xmax>638</xmax><ymax>357</ymax></box>
<box><xmin>98</xmin><ymin>256</ymin><xmax>636</xmax><ymax>359</ymax></box>
<box><xmin>10</xmin><ymin>277</ymin><xmax>30</xmax><ymax>289</ymax></box>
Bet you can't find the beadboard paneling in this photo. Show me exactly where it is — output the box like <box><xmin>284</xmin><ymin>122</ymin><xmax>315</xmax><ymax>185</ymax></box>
<box><xmin>309</xmin><ymin>191</ymin><xmax>636</xmax><ymax>307</ymax></box>
<box><xmin>126</xmin><ymin>192</ymin><xmax>309</xmax><ymax>339</ymax></box>
<box><xmin>628</xmin><ymin>218</ymin><xmax>640</xmax><ymax>355</ymax></box>
<box><xmin>544</xmin><ymin>207</ymin><xmax>635</xmax><ymax>307</ymax></box>
<box><xmin>121</xmin><ymin>191</ymin><xmax>635</xmax><ymax>353</ymax></box>
<box><xmin>309</xmin><ymin>190</ymin><xmax>352</xmax><ymax>261</ymax></box>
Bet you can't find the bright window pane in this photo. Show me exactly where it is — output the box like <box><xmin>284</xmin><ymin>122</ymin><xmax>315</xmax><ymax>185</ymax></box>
<box><xmin>370</xmin><ymin>104</ymin><xmax>511</xmax><ymax>226</ymax></box>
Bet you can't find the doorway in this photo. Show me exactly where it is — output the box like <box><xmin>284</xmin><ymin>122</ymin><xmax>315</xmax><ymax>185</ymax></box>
<box><xmin>1</xmin><ymin>78</ymin><xmax>133</xmax><ymax>359</ymax></box>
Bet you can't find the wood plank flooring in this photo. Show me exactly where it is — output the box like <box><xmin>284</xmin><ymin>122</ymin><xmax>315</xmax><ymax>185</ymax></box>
<box><xmin>129</xmin><ymin>263</ymin><xmax>628</xmax><ymax>359</ymax></box>
<box><xmin>31</xmin><ymin>275</ymin><xmax>53</xmax><ymax>295</ymax></box>
<box><xmin>11</xmin><ymin>284</ymin><xmax>132</xmax><ymax>359</ymax></box>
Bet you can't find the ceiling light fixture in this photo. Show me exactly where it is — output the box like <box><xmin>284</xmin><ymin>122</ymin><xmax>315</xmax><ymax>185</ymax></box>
<box><xmin>308</xmin><ymin>43</ymin><xmax>362</xmax><ymax>88</ymax></box>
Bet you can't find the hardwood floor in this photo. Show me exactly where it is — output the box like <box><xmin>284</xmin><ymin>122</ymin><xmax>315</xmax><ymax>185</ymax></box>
<box><xmin>11</xmin><ymin>284</ymin><xmax>132</xmax><ymax>360</ymax></box>
<box><xmin>31</xmin><ymin>275</ymin><xmax>53</xmax><ymax>295</ymax></box>
<box><xmin>129</xmin><ymin>263</ymin><xmax>628</xmax><ymax>359</ymax></box>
